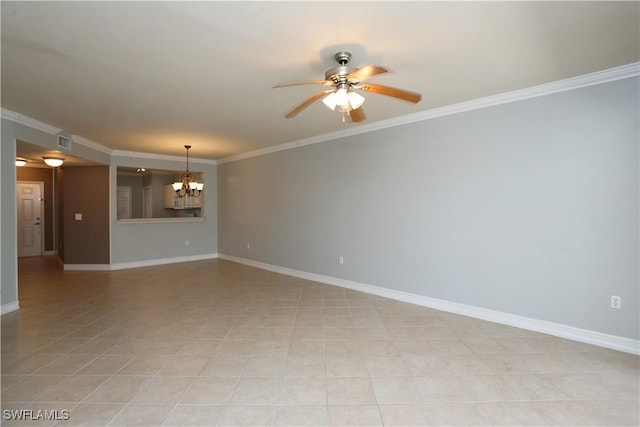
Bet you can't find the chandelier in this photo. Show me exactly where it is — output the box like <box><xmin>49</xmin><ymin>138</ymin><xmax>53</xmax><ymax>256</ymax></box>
<box><xmin>172</xmin><ymin>145</ymin><xmax>203</xmax><ymax>197</ymax></box>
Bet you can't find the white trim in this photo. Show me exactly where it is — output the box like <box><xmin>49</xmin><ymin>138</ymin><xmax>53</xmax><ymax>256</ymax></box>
<box><xmin>72</xmin><ymin>135</ymin><xmax>112</xmax><ymax>155</ymax></box>
<box><xmin>219</xmin><ymin>254</ymin><xmax>640</xmax><ymax>355</ymax></box>
<box><xmin>43</xmin><ymin>250</ymin><xmax>57</xmax><ymax>256</ymax></box>
<box><xmin>218</xmin><ymin>62</ymin><xmax>640</xmax><ymax>164</ymax></box>
<box><xmin>63</xmin><ymin>253</ymin><xmax>219</xmax><ymax>271</ymax></box>
<box><xmin>1</xmin><ymin>108</ymin><xmax>113</xmax><ymax>154</ymax></box>
<box><xmin>1</xmin><ymin>108</ymin><xmax>61</xmax><ymax>135</ymax></box>
<box><xmin>109</xmin><ymin>253</ymin><xmax>218</xmax><ymax>270</ymax></box>
<box><xmin>116</xmin><ymin>217</ymin><xmax>206</xmax><ymax>224</ymax></box>
<box><xmin>4</xmin><ymin>63</ymin><xmax>638</xmax><ymax>166</ymax></box>
<box><xmin>111</xmin><ymin>149</ymin><xmax>217</xmax><ymax>165</ymax></box>
<box><xmin>63</xmin><ymin>263</ymin><xmax>112</xmax><ymax>271</ymax></box>
<box><xmin>1</xmin><ymin>301</ymin><xmax>20</xmax><ymax>315</ymax></box>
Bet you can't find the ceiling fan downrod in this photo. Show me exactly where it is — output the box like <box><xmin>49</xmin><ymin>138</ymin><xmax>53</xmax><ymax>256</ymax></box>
<box><xmin>334</xmin><ymin>51</ymin><xmax>352</xmax><ymax>65</ymax></box>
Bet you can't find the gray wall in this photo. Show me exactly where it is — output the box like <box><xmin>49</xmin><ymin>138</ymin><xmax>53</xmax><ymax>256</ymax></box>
<box><xmin>1</xmin><ymin>119</ymin><xmax>111</xmax><ymax>309</ymax></box>
<box><xmin>218</xmin><ymin>77</ymin><xmax>639</xmax><ymax>340</ymax></box>
<box><xmin>150</xmin><ymin>173</ymin><xmax>173</xmax><ymax>218</ymax></box>
<box><xmin>117</xmin><ymin>174</ymin><xmax>143</xmax><ymax>218</ymax></box>
<box><xmin>1</xmin><ymin>121</ymin><xmax>19</xmax><ymax>308</ymax></box>
<box><xmin>1</xmin><ymin>119</ymin><xmax>218</xmax><ymax>310</ymax></box>
<box><xmin>110</xmin><ymin>155</ymin><xmax>217</xmax><ymax>264</ymax></box>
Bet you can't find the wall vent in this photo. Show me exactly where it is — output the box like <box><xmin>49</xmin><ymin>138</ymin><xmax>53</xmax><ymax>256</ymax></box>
<box><xmin>56</xmin><ymin>134</ymin><xmax>72</xmax><ymax>150</ymax></box>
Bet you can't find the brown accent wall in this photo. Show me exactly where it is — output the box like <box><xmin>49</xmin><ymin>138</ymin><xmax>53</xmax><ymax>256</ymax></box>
<box><xmin>16</xmin><ymin>167</ymin><xmax>55</xmax><ymax>251</ymax></box>
<box><xmin>62</xmin><ymin>166</ymin><xmax>110</xmax><ymax>264</ymax></box>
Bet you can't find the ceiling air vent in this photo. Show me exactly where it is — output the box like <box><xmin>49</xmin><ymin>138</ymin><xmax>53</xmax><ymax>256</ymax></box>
<box><xmin>56</xmin><ymin>133</ymin><xmax>72</xmax><ymax>150</ymax></box>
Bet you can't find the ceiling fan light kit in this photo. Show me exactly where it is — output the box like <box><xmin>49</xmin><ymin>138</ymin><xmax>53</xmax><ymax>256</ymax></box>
<box><xmin>322</xmin><ymin>88</ymin><xmax>365</xmax><ymax>112</ymax></box>
<box><xmin>274</xmin><ymin>51</ymin><xmax>422</xmax><ymax>123</ymax></box>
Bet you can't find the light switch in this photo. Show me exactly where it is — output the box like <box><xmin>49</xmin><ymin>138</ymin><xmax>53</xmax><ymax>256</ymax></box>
<box><xmin>75</xmin><ymin>213</ymin><xmax>83</xmax><ymax>221</ymax></box>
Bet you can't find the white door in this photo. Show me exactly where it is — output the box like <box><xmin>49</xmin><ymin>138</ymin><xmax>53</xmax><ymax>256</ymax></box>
<box><xmin>17</xmin><ymin>182</ymin><xmax>43</xmax><ymax>257</ymax></box>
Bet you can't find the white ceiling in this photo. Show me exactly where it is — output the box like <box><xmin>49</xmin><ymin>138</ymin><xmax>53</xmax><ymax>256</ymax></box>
<box><xmin>2</xmin><ymin>1</ymin><xmax>639</xmax><ymax>161</ymax></box>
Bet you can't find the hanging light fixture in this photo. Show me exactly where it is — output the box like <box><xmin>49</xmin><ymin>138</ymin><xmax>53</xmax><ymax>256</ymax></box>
<box><xmin>15</xmin><ymin>158</ymin><xmax>27</xmax><ymax>167</ymax></box>
<box><xmin>43</xmin><ymin>157</ymin><xmax>64</xmax><ymax>167</ymax></box>
<box><xmin>172</xmin><ymin>145</ymin><xmax>203</xmax><ymax>197</ymax></box>
<box><xmin>322</xmin><ymin>83</ymin><xmax>365</xmax><ymax>113</ymax></box>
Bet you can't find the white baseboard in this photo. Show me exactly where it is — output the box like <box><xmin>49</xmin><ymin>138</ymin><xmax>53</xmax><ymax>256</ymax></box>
<box><xmin>64</xmin><ymin>253</ymin><xmax>219</xmax><ymax>271</ymax></box>
<box><xmin>1</xmin><ymin>301</ymin><xmax>20</xmax><ymax>315</ymax></box>
<box><xmin>63</xmin><ymin>263</ymin><xmax>112</xmax><ymax>271</ymax></box>
<box><xmin>219</xmin><ymin>254</ymin><xmax>639</xmax><ymax>355</ymax></box>
<box><xmin>43</xmin><ymin>250</ymin><xmax>57</xmax><ymax>256</ymax></box>
<box><xmin>109</xmin><ymin>253</ymin><xmax>218</xmax><ymax>270</ymax></box>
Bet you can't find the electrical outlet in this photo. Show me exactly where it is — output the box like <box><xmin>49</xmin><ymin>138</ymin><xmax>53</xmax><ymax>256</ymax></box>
<box><xmin>339</xmin><ymin>256</ymin><xmax>344</xmax><ymax>265</ymax></box>
<box><xmin>185</xmin><ymin>240</ymin><xmax>189</xmax><ymax>246</ymax></box>
<box><xmin>610</xmin><ymin>295</ymin><xmax>621</xmax><ymax>309</ymax></box>
<box><xmin>247</xmin><ymin>243</ymin><xmax>251</xmax><ymax>249</ymax></box>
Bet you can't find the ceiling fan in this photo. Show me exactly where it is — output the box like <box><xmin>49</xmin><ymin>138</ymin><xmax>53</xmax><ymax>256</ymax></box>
<box><xmin>273</xmin><ymin>51</ymin><xmax>422</xmax><ymax>123</ymax></box>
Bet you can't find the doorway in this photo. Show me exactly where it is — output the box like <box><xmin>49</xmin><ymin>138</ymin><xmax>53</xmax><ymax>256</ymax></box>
<box><xmin>116</xmin><ymin>185</ymin><xmax>132</xmax><ymax>220</ymax></box>
<box><xmin>16</xmin><ymin>181</ymin><xmax>44</xmax><ymax>257</ymax></box>
<box><xmin>143</xmin><ymin>186</ymin><xmax>152</xmax><ymax>218</ymax></box>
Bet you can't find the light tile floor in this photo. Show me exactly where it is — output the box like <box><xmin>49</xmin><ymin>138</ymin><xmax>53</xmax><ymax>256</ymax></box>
<box><xmin>1</xmin><ymin>256</ymin><xmax>638</xmax><ymax>426</ymax></box>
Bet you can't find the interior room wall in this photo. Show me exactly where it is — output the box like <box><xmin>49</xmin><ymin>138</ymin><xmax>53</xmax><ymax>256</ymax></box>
<box><xmin>116</xmin><ymin>174</ymin><xmax>143</xmax><ymax>218</ymax></box>
<box><xmin>218</xmin><ymin>77</ymin><xmax>639</xmax><ymax>341</ymax></box>
<box><xmin>56</xmin><ymin>168</ymin><xmax>65</xmax><ymax>260</ymax></box>
<box><xmin>63</xmin><ymin>166</ymin><xmax>111</xmax><ymax>264</ymax></box>
<box><xmin>0</xmin><ymin>122</ymin><xmax>16</xmax><ymax>309</ymax></box>
<box><xmin>110</xmin><ymin>155</ymin><xmax>218</xmax><ymax>265</ymax></box>
<box><xmin>151</xmin><ymin>173</ymin><xmax>173</xmax><ymax>218</ymax></box>
<box><xmin>1</xmin><ymin>118</ymin><xmax>111</xmax><ymax>311</ymax></box>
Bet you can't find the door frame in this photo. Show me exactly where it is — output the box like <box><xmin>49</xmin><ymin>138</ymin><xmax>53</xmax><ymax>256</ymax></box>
<box><xmin>16</xmin><ymin>180</ymin><xmax>45</xmax><ymax>257</ymax></box>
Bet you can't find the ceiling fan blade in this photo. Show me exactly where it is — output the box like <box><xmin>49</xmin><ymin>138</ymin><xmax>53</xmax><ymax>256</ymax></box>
<box><xmin>284</xmin><ymin>90</ymin><xmax>330</xmax><ymax>118</ymax></box>
<box><xmin>348</xmin><ymin>107</ymin><xmax>366</xmax><ymax>122</ymax></box>
<box><xmin>347</xmin><ymin>65</ymin><xmax>388</xmax><ymax>82</ymax></box>
<box><xmin>358</xmin><ymin>83</ymin><xmax>422</xmax><ymax>103</ymax></box>
<box><xmin>273</xmin><ymin>80</ymin><xmax>333</xmax><ymax>88</ymax></box>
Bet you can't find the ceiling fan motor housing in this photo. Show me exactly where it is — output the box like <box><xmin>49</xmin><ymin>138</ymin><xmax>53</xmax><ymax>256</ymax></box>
<box><xmin>325</xmin><ymin>51</ymin><xmax>355</xmax><ymax>83</ymax></box>
<box><xmin>325</xmin><ymin>68</ymin><xmax>354</xmax><ymax>85</ymax></box>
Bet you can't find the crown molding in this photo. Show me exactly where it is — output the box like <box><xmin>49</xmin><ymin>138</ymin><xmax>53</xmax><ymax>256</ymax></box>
<box><xmin>217</xmin><ymin>62</ymin><xmax>640</xmax><ymax>164</ymax></box>
<box><xmin>1</xmin><ymin>108</ymin><xmax>113</xmax><ymax>154</ymax></box>
<box><xmin>111</xmin><ymin>149</ymin><xmax>217</xmax><ymax>165</ymax></box>
<box><xmin>4</xmin><ymin>62</ymin><xmax>638</xmax><ymax>166</ymax></box>
<box><xmin>71</xmin><ymin>135</ymin><xmax>113</xmax><ymax>155</ymax></box>
<box><xmin>1</xmin><ymin>108</ymin><xmax>61</xmax><ymax>135</ymax></box>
